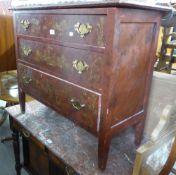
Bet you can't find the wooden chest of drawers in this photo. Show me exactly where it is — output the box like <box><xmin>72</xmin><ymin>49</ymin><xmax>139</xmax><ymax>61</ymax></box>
<box><xmin>11</xmin><ymin>0</ymin><xmax>170</xmax><ymax>170</ymax></box>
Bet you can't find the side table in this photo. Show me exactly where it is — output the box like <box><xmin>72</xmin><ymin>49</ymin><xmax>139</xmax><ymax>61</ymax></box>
<box><xmin>0</xmin><ymin>70</ymin><xmax>32</xmax><ymax>142</ymax></box>
<box><xmin>6</xmin><ymin>100</ymin><xmax>136</xmax><ymax>175</ymax></box>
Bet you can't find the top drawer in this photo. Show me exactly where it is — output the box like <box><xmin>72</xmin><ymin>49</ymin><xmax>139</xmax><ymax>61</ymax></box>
<box><xmin>15</xmin><ymin>12</ymin><xmax>106</xmax><ymax>47</ymax></box>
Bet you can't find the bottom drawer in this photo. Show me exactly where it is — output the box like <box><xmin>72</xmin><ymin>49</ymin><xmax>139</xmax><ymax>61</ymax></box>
<box><xmin>48</xmin><ymin>152</ymin><xmax>79</xmax><ymax>175</ymax></box>
<box><xmin>18</xmin><ymin>63</ymin><xmax>101</xmax><ymax>135</ymax></box>
<box><xmin>22</xmin><ymin>135</ymin><xmax>78</xmax><ymax>175</ymax></box>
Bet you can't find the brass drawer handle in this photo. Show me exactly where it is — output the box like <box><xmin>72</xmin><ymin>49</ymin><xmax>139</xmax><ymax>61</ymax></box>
<box><xmin>22</xmin><ymin>46</ymin><xmax>32</xmax><ymax>57</ymax></box>
<box><xmin>74</xmin><ymin>22</ymin><xmax>92</xmax><ymax>38</ymax></box>
<box><xmin>70</xmin><ymin>99</ymin><xmax>85</xmax><ymax>110</ymax></box>
<box><xmin>22</xmin><ymin>76</ymin><xmax>32</xmax><ymax>84</ymax></box>
<box><xmin>65</xmin><ymin>166</ymin><xmax>77</xmax><ymax>175</ymax></box>
<box><xmin>22</xmin><ymin>130</ymin><xmax>30</xmax><ymax>138</ymax></box>
<box><xmin>72</xmin><ymin>60</ymin><xmax>89</xmax><ymax>74</ymax></box>
<box><xmin>20</xmin><ymin>19</ymin><xmax>31</xmax><ymax>31</ymax></box>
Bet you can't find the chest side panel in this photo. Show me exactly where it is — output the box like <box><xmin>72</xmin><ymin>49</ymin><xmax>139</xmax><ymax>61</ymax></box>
<box><xmin>110</xmin><ymin>9</ymin><xmax>161</xmax><ymax>126</ymax></box>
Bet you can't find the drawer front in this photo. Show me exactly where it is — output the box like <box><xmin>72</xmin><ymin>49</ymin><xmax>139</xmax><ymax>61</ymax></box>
<box><xmin>12</xmin><ymin>119</ymin><xmax>49</xmax><ymax>175</ymax></box>
<box><xmin>15</xmin><ymin>13</ymin><xmax>106</xmax><ymax>47</ymax></box>
<box><xmin>28</xmin><ymin>140</ymin><xmax>49</xmax><ymax>175</ymax></box>
<box><xmin>49</xmin><ymin>151</ymin><xmax>79</xmax><ymax>175</ymax></box>
<box><xmin>18</xmin><ymin>63</ymin><xmax>101</xmax><ymax>135</ymax></box>
<box><xmin>12</xmin><ymin>119</ymin><xmax>46</xmax><ymax>151</ymax></box>
<box><xmin>18</xmin><ymin>38</ymin><xmax>103</xmax><ymax>91</ymax></box>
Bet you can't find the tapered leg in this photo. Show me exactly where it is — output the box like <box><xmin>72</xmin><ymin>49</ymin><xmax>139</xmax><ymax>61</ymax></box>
<box><xmin>12</xmin><ymin>129</ymin><xmax>21</xmax><ymax>175</ymax></box>
<box><xmin>98</xmin><ymin>135</ymin><xmax>112</xmax><ymax>170</ymax></box>
<box><xmin>134</xmin><ymin>120</ymin><xmax>145</xmax><ymax>146</ymax></box>
<box><xmin>18</xmin><ymin>88</ymin><xmax>26</xmax><ymax>113</ymax></box>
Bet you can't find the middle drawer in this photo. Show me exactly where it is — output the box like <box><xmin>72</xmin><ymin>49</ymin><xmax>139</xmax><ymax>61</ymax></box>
<box><xmin>18</xmin><ymin>38</ymin><xmax>103</xmax><ymax>91</ymax></box>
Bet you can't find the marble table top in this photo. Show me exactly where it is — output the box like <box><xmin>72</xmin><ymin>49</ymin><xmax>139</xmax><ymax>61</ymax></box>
<box><xmin>6</xmin><ymin>100</ymin><xmax>136</xmax><ymax>175</ymax></box>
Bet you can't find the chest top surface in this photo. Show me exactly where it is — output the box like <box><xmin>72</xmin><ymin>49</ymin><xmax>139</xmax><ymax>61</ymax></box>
<box><xmin>11</xmin><ymin>0</ymin><xmax>171</xmax><ymax>11</ymax></box>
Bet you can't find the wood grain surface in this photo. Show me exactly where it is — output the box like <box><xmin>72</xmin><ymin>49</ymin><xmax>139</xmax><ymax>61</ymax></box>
<box><xmin>0</xmin><ymin>0</ymin><xmax>16</xmax><ymax>72</ymax></box>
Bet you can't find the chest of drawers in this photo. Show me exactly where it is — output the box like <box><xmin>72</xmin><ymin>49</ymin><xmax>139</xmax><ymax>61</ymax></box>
<box><xmin>11</xmin><ymin>0</ymin><xmax>170</xmax><ymax>170</ymax></box>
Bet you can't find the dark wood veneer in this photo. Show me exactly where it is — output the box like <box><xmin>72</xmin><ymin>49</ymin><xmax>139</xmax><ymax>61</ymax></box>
<box><xmin>18</xmin><ymin>39</ymin><xmax>104</xmax><ymax>91</ymax></box>
<box><xmin>15</xmin><ymin>12</ymin><xmax>107</xmax><ymax>47</ymax></box>
<box><xmin>12</xmin><ymin>5</ymin><xmax>166</xmax><ymax>170</ymax></box>
<box><xmin>18</xmin><ymin>63</ymin><xmax>101</xmax><ymax>135</ymax></box>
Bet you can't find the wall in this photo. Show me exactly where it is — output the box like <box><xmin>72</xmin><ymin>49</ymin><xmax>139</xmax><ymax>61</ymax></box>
<box><xmin>0</xmin><ymin>0</ymin><xmax>16</xmax><ymax>72</ymax></box>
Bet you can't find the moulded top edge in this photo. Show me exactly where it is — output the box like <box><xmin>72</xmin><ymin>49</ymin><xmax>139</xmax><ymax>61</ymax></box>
<box><xmin>10</xmin><ymin>0</ymin><xmax>172</xmax><ymax>12</ymax></box>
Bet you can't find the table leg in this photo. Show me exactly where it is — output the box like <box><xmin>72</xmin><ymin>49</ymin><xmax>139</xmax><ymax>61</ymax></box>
<box><xmin>0</xmin><ymin>107</ymin><xmax>7</xmax><ymax>127</ymax></box>
<box><xmin>134</xmin><ymin>120</ymin><xmax>145</xmax><ymax>146</ymax></box>
<box><xmin>12</xmin><ymin>129</ymin><xmax>21</xmax><ymax>175</ymax></box>
<box><xmin>19</xmin><ymin>88</ymin><xmax>26</xmax><ymax>114</ymax></box>
<box><xmin>98</xmin><ymin>135</ymin><xmax>112</xmax><ymax>170</ymax></box>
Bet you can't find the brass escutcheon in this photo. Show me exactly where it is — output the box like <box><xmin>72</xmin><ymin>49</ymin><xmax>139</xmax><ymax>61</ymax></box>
<box><xmin>22</xmin><ymin>76</ymin><xmax>32</xmax><ymax>84</ymax></box>
<box><xmin>72</xmin><ymin>60</ymin><xmax>89</xmax><ymax>74</ymax></box>
<box><xmin>65</xmin><ymin>166</ymin><xmax>77</xmax><ymax>175</ymax></box>
<box><xmin>22</xmin><ymin>46</ymin><xmax>32</xmax><ymax>57</ymax></box>
<box><xmin>74</xmin><ymin>22</ymin><xmax>92</xmax><ymax>38</ymax></box>
<box><xmin>20</xmin><ymin>19</ymin><xmax>31</xmax><ymax>30</ymax></box>
<box><xmin>70</xmin><ymin>99</ymin><xmax>85</xmax><ymax>110</ymax></box>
